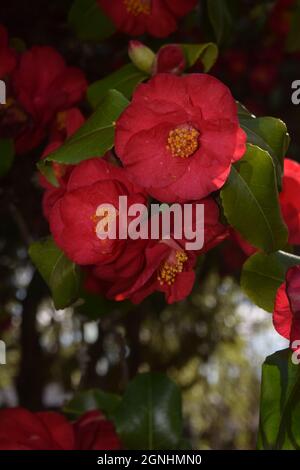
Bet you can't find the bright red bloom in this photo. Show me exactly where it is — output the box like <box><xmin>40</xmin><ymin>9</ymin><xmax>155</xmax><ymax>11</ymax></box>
<box><xmin>98</xmin><ymin>0</ymin><xmax>197</xmax><ymax>37</ymax></box>
<box><xmin>153</xmin><ymin>44</ymin><xmax>186</xmax><ymax>75</ymax></box>
<box><xmin>0</xmin><ymin>46</ymin><xmax>87</xmax><ymax>154</ymax></box>
<box><xmin>49</xmin><ymin>158</ymin><xmax>146</xmax><ymax>265</ymax></box>
<box><xmin>87</xmin><ymin>197</ymin><xmax>227</xmax><ymax>304</ymax></box>
<box><xmin>115</xmin><ymin>73</ymin><xmax>246</xmax><ymax>203</ymax></box>
<box><xmin>0</xmin><ymin>408</ymin><xmax>121</xmax><ymax>450</ymax></box>
<box><xmin>85</xmin><ymin>238</ymin><xmax>149</xmax><ymax>299</ymax></box>
<box><xmin>90</xmin><ymin>238</ymin><xmax>197</xmax><ymax>304</ymax></box>
<box><xmin>0</xmin><ymin>25</ymin><xmax>16</xmax><ymax>78</ymax></box>
<box><xmin>13</xmin><ymin>47</ymin><xmax>87</xmax><ymax>125</ymax></box>
<box><xmin>273</xmin><ymin>266</ymin><xmax>300</xmax><ymax>350</ymax></box>
<box><xmin>279</xmin><ymin>158</ymin><xmax>300</xmax><ymax>245</ymax></box>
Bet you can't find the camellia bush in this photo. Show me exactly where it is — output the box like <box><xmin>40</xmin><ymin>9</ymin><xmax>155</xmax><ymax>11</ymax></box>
<box><xmin>1</xmin><ymin>0</ymin><xmax>300</xmax><ymax>451</ymax></box>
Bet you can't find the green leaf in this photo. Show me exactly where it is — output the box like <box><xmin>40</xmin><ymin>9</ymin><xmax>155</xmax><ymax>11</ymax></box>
<box><xmin>207</xmin><ymin>0</ymin><xmax>233</xmax><ymax>45</ymax></box>
<box><xmin>258</xmin><ymin>349</ymin><xmax>300</xmax><ymax>450</ymax></box>
<box><xmin>37</xmin><ymin>160</ymin><xmax>59</xmax><ymax>187</ymax></box>
<box><xmin>114</xmin><ymin>373</ymin><xmax>183</xmax><ymax>450</ymax></box>
<box><xmin>88</xmin><ymin>64</ymin><xmax>147</xmax><ymax>109</ymax></box>
<box><xmin>64</xmin><ymin>389</ymin><xmax>121</xmax><ymax>420</ymax></box>
<box><xmin>241</xmin><ymin>251</ymin><xmax>300</xmax><ymax>312</ymax></box>
<box><xmin>68</xmin><ymin>0</ymin><xmax>115</xmax><ymax>41</ymax></box>
<box><xmin>29</xmin><ymin>237</ymin><xmax>81</xmax><ymax>310</ymax></box>
<box><xmin>221</xmin><ymin>144</ymin><xmax>288</xmax><ymax>253</ymax></box>
<box><xmin>181</xmin><ymin>42</ymin><xmax>218</xmax><ymax>72</ymax></box>
<box><xmin>0</xmin><ymin>139</ymin><xmax>14</xmax><ymax>177</ymax></box>
<box><xmin>44</xmin><ymin>90</ymin><xmax>129</xmax><ymax>165</ymax></box>
<box><xmin>239</xmin><ymin>115</ymin><xmax>290</xmax><ymax>189</ymax></box>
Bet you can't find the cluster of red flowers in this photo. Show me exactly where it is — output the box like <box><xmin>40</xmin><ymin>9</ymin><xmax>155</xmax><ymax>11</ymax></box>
<box><xmin>0</xmin><ymin>408</ymin><xmax>121</xmax><ymax>450</ymax></box>
<box><xmin>42</xmin><ymin>73</ymin><xmax>246</xmax><ymax>305</ymax></box>
<box><xmin>0</xmin><ymin>25</ymin><xmax>247</xmax><ymax>305</ymax></box>
<box><xmin>0</xmin><ymin>25</ymin><xmax>87</xmax><ymax>154</ymax></box>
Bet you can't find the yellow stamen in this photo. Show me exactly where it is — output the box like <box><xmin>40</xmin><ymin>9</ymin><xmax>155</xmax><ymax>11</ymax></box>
<box><xmin>157</xmin><ymin>250</ymin><xmax>188</xmax><ymax>286</ymax></box>
<box><xmin>167</xmin><ymin>125</ymin><xmax>199</xmax><ymax>159</ymax></box>
<box><xmin>124</xmin><ymin>0</ymin><xmax>151</xmax><ymax>15</ymax></box>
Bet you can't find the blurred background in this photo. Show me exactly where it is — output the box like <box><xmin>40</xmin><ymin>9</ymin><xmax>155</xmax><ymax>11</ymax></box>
<box><xmin>0</xmin><ymin>0</ymin><xmax>297</xmax><ymax>449</ymax></box>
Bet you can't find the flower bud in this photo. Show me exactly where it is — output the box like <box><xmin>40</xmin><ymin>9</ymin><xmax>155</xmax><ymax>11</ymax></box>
<box><xmin>153</xmin><ymin>44</ymin><xmax>186</xmax><ymax>75</ymax></box>
<box><xmin>128</xmin><ymin>40</ymin><xmax>155</xmax><ymax>74</ymax></box>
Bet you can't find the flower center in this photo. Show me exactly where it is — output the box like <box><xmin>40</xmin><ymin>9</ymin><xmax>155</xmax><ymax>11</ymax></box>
<box><xmin>124</xmin><ymin>0</ymin><xmax>151</xmax><ymax>15</ymax></box>
<box><xmin>157</xmin><ymin>250</ymin><xmax>188</xmax><ymax>286</ymax></box>
<box><xmin>167</xmin><ymin>125</ymin><xmax>199</xmax><ymax>159</ymax></box>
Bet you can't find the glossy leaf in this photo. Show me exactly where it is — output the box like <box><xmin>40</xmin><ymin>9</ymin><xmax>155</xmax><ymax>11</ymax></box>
<box><xmin>258</xmin><ymin>348</ymin><xmax>300</xmax><ymax>449</ymax></box>
<box><xmin>114</xmin><ymin>373</ymin><xmax>183</xmax><ymax>450</ymax></box>
<box><xmin>239</xmin><ymin>115</ymin><xmax>290</xmax><ymax>188</ymax></box>
<box><xmin>68</xmin><ymin>0</ymin><xmax>115</xmax><ymax>41</ymax></box>
<box><xmin>181</xmin><ymin>42</ymin><xmax>218</xmax><ymax>72</ymax></box>
<box><xmin>221</xmin><ymin>144</ymin><xmax>288</xmax><ymax>253</ymax></box>
<box><xmin>29</xmin><ymin>237</ymin><xmax>81</xmax><ymax>310</ymax></box>
<box><xmin>88</xmin><ymin>64</ymin><xmax>147</xmax><ymax>109</ymax></box>
<box><xmin>45</xmin><ymin>90</ymin><xmax>129</xmax><ymax>165</ymax></box>
<box><xmin>241</xmin><ymin>250</ymin><xmax>300</xmax><ymax>312</ymax></box>
<box><xmin>236</xmin><ymin>101</ymin><xmax>253</xmax><ymax>118</ymax></box>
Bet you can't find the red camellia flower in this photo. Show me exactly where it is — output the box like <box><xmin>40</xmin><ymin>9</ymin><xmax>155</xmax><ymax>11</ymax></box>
<box><xmin>0</xmin><ymin>46</ymin><xmax>87</xmax><ymax>154</ymax></box>
<box><xmin>115</xmin><ymin>73</ymin><xmax>246</xmax><ymax>203</ymax></box>
<box><xmin>98</xmin><ymin>0</ymin><xmax>197</xmax><ymax>37</ymax></box>
<box><xmin>279</xmin><ymin>158</ymin><xmax>300</xmax><ymax>245</ymax></box>
<box><xmin>49</xmin><ymin>158</ymin><xmax>146</xmax><ymax>265</ymax></box>
<box><xmin>90</xmin><ymin>238</ymin><xmax>197</xmax><ymax>304</ymax></box>
<box><xmin>87</xmin><ymin>197</ymin><xmax>227</xmax><ymax>304</ymax></box>
<box><xmin>0</xmin><ymin>25</ymin><xmax>17</xmax><ymax>78</ymax></box>
<box><xmin>0</xmin><ymin>408</ymin><xmax>121</xmax><ymax>450</ymax></box>
<box><xmin>273</xmin><ymin>266</ymin><xmax>300</xmax><ymax>351</ymax></box>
